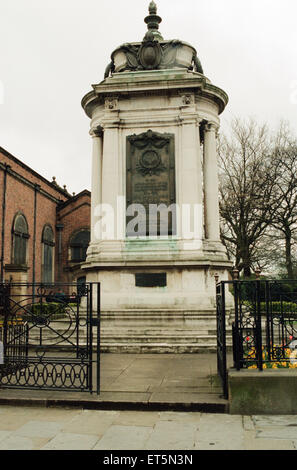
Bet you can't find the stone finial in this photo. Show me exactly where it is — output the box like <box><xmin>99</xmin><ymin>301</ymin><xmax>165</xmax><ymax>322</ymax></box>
<box><xmin>144</xmin><ymin>0</ymin><xmax>163</xmax><ymax>41</ymax></box>
<box><xmin>149</xmin><ymin>1</ymin><xmax>157</xmax><ymax>14</ymax></box>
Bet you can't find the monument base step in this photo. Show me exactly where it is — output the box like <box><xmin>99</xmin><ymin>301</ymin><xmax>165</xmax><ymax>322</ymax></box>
<box><xmin>27</xmin><ymin>308</ymin><xmax>234</xmax><ymax>353</ymax></box>
<box><xmin>99</xmin><ymin>342</ymin><xmax>233</xmax><ymax>354</ymax></box>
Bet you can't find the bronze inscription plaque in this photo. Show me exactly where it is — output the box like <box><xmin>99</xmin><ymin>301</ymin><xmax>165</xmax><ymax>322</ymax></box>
<box><xmin>135</xmin><ymin>273</ymin><xmax>167</xmax><ymax>288</ymax></box>
<box><xmin>126</xmin><ymin>130</ymin><xmax>176</xmax><ymax>236</ymax></box>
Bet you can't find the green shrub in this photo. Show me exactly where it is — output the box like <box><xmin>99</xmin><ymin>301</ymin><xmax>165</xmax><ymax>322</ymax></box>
<box><xmin>26</xmin><ymin>303</ymin><xmax>68</xmax><ymax>321</ymax></box>
<box><xmin>243</xmin><ymin>300</ymin><xmax>297</xmax><ymax>317</ymax></box>
<box><xmin>230</xmin><ymin>276</ymin><xmax>297</xmax><ymax>303</ymax></box>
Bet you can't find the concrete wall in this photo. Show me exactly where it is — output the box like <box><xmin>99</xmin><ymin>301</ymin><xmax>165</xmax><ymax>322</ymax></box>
<box><xmin>228</xmin><ymin>369</ymin><xmax>297</xmax><ymax>415</ymax></box>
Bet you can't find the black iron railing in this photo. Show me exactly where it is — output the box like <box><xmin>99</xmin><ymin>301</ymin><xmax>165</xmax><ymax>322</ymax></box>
<box><xmin>231</xmin><ymin>279</ymin><xmax>297</xmax><ymax>371</ymax></box>
<box><xmin>217</xmin><ymin>279</ymin><xmax>297</xmax><ymax>377</ymax></box>
<box><xmin>0</xmin><ymin>282</ymin><xmax>100</xmax><ymax>394</ymax></box>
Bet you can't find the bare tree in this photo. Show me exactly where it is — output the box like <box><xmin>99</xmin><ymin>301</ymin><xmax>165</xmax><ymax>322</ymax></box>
<box><xmin>269</xmin><ymin>122</ymin><xmax>297</xmax><ymax>278</ymax></box>
<box><xmin>218</xmin><ymin>118</ymin><xmax>280</xmax><ymax>277</ymax></box>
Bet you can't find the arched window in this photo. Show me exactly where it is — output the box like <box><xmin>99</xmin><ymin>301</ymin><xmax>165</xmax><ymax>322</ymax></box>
<box><xmin>70</xmin><ymin>230</ymin><xmax>90</xmax><ymax>262</ymax></box>
<box><xmin>42</xmin><ymin>225</ymin><xmax>55</xmax><ymax>283</ymax></box>
<box><xmin>12</xmin><ymin>213</ymin><xmax>29</xmax><ymax>266</ymax></box>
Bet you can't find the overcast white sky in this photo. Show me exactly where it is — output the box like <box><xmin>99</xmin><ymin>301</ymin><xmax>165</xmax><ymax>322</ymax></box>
<box><xmin>0</xmin><ymin>0</ymin><xmax>296</xmax><ymax>194</ymax></box>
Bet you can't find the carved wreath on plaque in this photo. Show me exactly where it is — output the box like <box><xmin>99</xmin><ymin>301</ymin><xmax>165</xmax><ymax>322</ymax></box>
<box><xmin>128</xmin><ymin>130</ymin><xmax>169</xmax><ymax>177</ymax></box>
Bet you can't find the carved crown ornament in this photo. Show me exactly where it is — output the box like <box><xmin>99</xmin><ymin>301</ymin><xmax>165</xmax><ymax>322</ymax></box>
<box><xmin>106</xmin><ymin>40</ymin><xmax>203</xmax><ymax>77</ymax></box>
<box><xmin>104</xmin><ymin>2</ymin><xmax>204</xmax><ymax>78</ymax></box>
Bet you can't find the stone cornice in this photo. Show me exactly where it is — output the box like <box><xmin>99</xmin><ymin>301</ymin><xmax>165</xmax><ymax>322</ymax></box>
<box><xmin>82</xmin><ymin>71</ymin><xmax>228</xmax><ymax>118</ymax></box>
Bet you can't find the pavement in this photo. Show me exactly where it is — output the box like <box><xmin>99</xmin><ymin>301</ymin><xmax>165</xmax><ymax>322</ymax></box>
<box><xmin>0</xmin><ymin>406</ymin><xmax>296</xmax><ymax>450</ymax></box>
<box><xmin>0</xmin><ymin>353</ymin><xmax>296</xmax><ymax>451</ymax></box>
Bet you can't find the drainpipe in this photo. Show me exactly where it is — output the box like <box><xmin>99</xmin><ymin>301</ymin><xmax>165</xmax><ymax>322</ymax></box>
<box><xmin>32</xmin><ymin>184</ymin><xmax>40</xmax><ymax>295</ymax></box>
<box><xmin>0</xmin><ymin>164</ymin><xmax>10</xmax><ymax>283</ymax></box>
<box><xmin>56</xmin><ymin>224</ymin><xmax>64</xmax><ymax>283</ymax></box>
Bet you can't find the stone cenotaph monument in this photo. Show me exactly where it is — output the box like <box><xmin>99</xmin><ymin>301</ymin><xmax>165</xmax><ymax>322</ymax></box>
<box><xmin>81</xmin><ymin>2</ymin><xmax>232</xmax><ymax>352</ymax></box>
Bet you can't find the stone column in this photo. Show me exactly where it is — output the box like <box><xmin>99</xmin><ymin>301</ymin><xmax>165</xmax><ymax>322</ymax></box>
<box><xmin>203</xmin><ymin>122</ymin><xmax>220</xmax><ymax>241</ymax></box>
<box><xmin>179</xmin><ymin>117</ymin><xmax>203</xmax><ymax>245</ymax></box>
<box><xmin>101</xmin><ymin>123</ymin><xmax>120</xmax><ymax>241</ymax></box>
<box><xmin>90</xmin><ymin>126</ymin><xmax>103</xmax><ymax>243</ymax></box>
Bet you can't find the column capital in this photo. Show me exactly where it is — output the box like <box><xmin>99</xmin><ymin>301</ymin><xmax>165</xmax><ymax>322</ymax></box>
<box><xmin>204</xmin><ymin>121</ymin><xmax>219</xmax><ymax>133</ymax></box>
<box><xmin>89</xmin><ymin>125</ymin><xmax>104</xmax><ymax>138</ymax></box>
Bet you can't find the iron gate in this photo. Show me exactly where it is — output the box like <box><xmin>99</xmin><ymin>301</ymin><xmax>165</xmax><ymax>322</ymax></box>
<box><xmin>0</xmin><ymin>282</ymin><xmax>100</xmax><ymax>394</ymax></box>
<box><xmin>216</xmin><ymin>278</ymin><xmax>297</xmax><ymax>400</ymax></box>
<box><xmin>216</xmin><ymin>282</ymin><xmax>228</xmax><ymax>399</ymax></box>
<box><xmin>231</xmin><ymin>279</ymin><xmax>297</xmax><ymax>370</ymax></box>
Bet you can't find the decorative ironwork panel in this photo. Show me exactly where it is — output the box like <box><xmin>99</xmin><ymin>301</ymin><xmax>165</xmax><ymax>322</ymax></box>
<box><xmin>0</xmin><ymin>282</ymin><xmax>100</xmax><ymax>394</ymax></box>
<box><xmin>224</xmin><ymin>279</ymin><xmax>297</xmax><ymax>371</ymax></box>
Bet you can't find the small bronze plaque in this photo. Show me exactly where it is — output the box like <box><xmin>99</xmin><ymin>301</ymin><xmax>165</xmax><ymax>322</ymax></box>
<box><xmin>126</xmin><ymin>130</ymin><xmax>176</xmax><ymax>236</ymax></box>
<box><xmin>135</xmin><ymin>273</ymin><xmax>167</xmax><ymax>288</ymax></box>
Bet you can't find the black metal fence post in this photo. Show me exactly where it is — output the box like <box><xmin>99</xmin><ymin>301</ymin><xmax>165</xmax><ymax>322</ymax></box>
<box><xmin>96</xmin><ymin>283</ymin><xmax>101</xmax><ymax>395</ymax></box>
<box><xmin>265</xmin><ymin>280</ymin><xmax>271</xmax><ymax>361</ymax></box>
<box><xmin>233</xmin><ymin>279</ymin><xmax>241</xmax><ymax>370</ymax></box>
<box><xmin>89</xmin><ymin>283</ymin><xmax>93</xmax><ymax>393</ymax></box>
<box><xmin>216</xmin><ymin>281</ymin><xmax>228</xmax><ymax>399</ymax></box>
<box><xmin>255</xmin><ymin>279</ymin><xmax>263</xmax><ymax>371</ymax></box>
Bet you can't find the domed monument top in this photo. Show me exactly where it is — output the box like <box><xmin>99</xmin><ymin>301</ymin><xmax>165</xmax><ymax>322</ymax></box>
<box><xmin>104</xmin><ymin>1</ymin><xmax>204</xmax><ymax>79</ymax></box>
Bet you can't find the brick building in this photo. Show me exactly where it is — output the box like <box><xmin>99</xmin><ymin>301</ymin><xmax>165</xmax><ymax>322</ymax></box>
<box><xmin>0</xmin><ymin>146</ymin><xmax>91</xmax><ymax>288</ymax></box>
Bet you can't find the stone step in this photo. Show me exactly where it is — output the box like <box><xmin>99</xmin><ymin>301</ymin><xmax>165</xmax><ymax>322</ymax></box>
<box><xmin>99</xmin><ymin>342</ymin><xmax>233</xmax><ymax>354</ymax></box>
<box><xmin>100</xmin><ymin>337</ymin><xmax>218</xmax><ymax>345</ymax></box>
<box><xmin>100</xmin><ymin>326</ymin><xmax>233</xmax><ymax>334</ymax></box>
<box><xmin>28</xmin><ymin>327</ymin><xmax>233</xmax><ymax>339</ymax></box>
<box><xmin>24</xmin><ymin>311</ymin><xmax>234</xmax><ymax>352</ymax></box>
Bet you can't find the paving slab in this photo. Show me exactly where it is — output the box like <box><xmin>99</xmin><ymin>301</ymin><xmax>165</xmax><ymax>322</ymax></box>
<box><xmin>159</xmin><ymin>411</ymin><xmax>202</xmax><ymax>424</ymax></box>
<box><xmin>15</xmin><ymin>420</ymin><xmax>64</xmax><ymax>439</ymax></box>
<box><xmin>0</xmin><ymin>430</ymin><xmax>12</xmax><ymax>443</ymax></box>
<box><xmin>0</xmin><ymin>435</ymin><xmax>50</xmax><ymax>450</ymax></box>
<box><xmin>256</xmin><ymin>426</ymin><xmax>297</xmax><ymax>440</ymax></box>
<box><xmin>244</xmin><ymin>438</ymin><xmax>296</xmax><ymax>450</ymax></box>
<box><xmin>42</xmin><ymin>432</ymin><xmax>100</xmax><ymax>450</ymax></box>
<box><xmin>253</xmin><ymin>415</ymin><xmax>297</xmax><ymax>427</ymax></box>
<box><xmin>195</xmin><ymin>414</ymin><xmax>245</xmax><ymax>450</ymax></box>
<box><xmin>145</xmin><ymin>421</ymin><xmax>197</xmax><ymax>450</ymax></box>
<box><xmin>113</xmin><ymin>411</ymin><xmax>160</xmax><ymax>427</ymax></box>
<box><xmin>93</xmin><ymin>425</ymin><xmax>153</xmax><ymax>450</ymax></box>
<box><xmin>61</xmin><ymin>410</ymin><xmax>119</xmax><ymax>435</ymax></box>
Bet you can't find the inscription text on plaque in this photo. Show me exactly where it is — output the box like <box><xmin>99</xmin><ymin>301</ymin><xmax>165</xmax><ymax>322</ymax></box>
<box><xmin>126</xmin><ymin>130</ymin><xmax>176</xmax><ymax>236</ymax></box>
